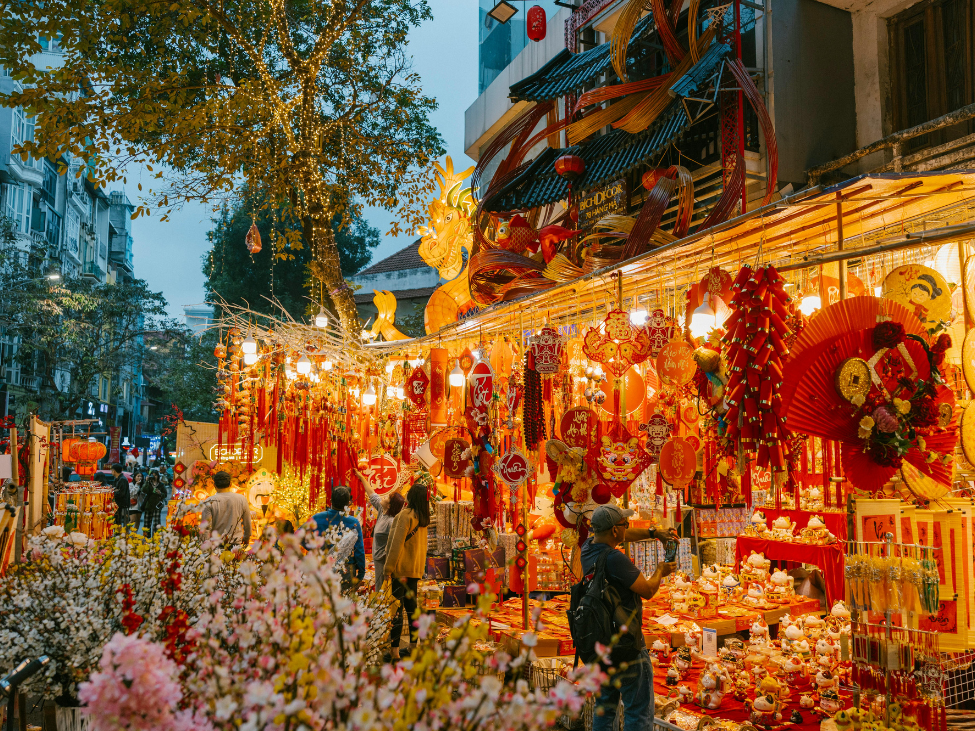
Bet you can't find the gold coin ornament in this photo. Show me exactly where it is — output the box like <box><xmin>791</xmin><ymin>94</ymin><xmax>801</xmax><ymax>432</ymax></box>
<box><xmin>901</xmin><ymin>460</ymin><xmax>950</xmax><ymax>502</ymax></box>
<box><xmin>834</xmin><ymin>357</ymin><xmax>871</xmax><ymax>402</ymax></box>
<box><xmin>963</xmin><ymin>329</ymin><xmax>975</xmax><ymax>392</ymax></box>
<box><xmin>938</xmin><ymin>402</ymin><xmax>955</xmax><ymax>428</ymax></box>
<box><xmin>962</xmin><ymin>402</ymin><xmax>975</xmax><ymax>469</ymax></box>
<box><xmin>882</xmin><ymin>264</ymin><xmax>952</xmax><ymax>333</ymax></box>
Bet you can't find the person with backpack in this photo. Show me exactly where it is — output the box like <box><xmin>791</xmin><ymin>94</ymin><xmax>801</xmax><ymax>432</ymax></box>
<box><xmin>311</xmin><ymin>485</ymin><xmax>366</xmax><ymax>589</ymax></box>
<box><xmin>382</xmin><ymin>478</ymin><xmax>430</xmax><ymax>661</ymax></box>
<box><xmin>570</xmin><ymin>504</ymin><xmax>677</xmax><ymax>731</ymax></box>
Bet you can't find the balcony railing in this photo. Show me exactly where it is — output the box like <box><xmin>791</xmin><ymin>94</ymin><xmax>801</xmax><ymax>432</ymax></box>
<box><xmin>807</xmin><ymin>102</ymin><xmax>975</xmax><ymax>186</ymax></box>
<box><xmin>81</xmin><ymin>261</ymin><xmax>102</xmax><ymax>281</ymax></box>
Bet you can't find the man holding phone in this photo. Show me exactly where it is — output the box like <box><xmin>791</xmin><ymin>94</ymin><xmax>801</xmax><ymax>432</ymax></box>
<box><xmin>580</xmin><ymin>504</ymin><xmax>679</xmax><ymax>731</ymax></box>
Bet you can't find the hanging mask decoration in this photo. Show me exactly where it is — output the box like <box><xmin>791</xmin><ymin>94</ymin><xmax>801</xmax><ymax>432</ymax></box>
<box><xmin>529</xmin><ymin>325</ymin><xmax>565</xmax><ymax>375</ymax></box>
<box><xmin>639</xmin><ymin>412</ymin><xmax>671</xmax><ymax>463</ymax></box>
<box><xmin>245</xmin><ymin>222</ymin><xmax>262</xmax><ymax>254</ymax></box>
<box><xmin>587</xmin><ymin>421</ymin><xmax>652</xmax><ymax>497</ymax></box>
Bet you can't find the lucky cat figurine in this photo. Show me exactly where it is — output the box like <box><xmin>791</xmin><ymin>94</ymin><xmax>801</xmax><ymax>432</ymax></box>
<box><xmin>650</xmin><ymin>638</ymin><xmax>671</xmax><ymax>664</ymax></box>
<box><xmin>674</xmin><ymin>646</ymin><xmax>693</xmax><ymax>678</ymax></box>
<box><xmin>782</xmin><ymin>654</ymin><xmax>807</xmax><ymax>686</ymax></box>
<box><xmin>767</xmin><ymin>569</ymin><xmax>794</xmax><ymax>603</ymax></box>
<box><xmin>815</xmin><ymin>668</ymin><xmax>838</xmax><ymax>693</ymax></box>
<box><xmin>695</xmin><ymin>666</ymin><xmax>726</xmax><ymax>710</ymax></box>
<box><xmin>814</xmin><ymin>689</ymin><xmax>843</xmax><ymax>718</ymax></box>
<box><xmin>676</xmin><ymin>684</ymin><xmax>694</xmax><ymax>703</ymax></box>
<box><xmin>743</xmin><ymin>583</ymin><xmax>767</xmax><ymax>607</ymax></box>
<box><xmin>770</xmin><ymin>515</ymin><xmax>795</xmax><ymax>540</ymax></box>
<box><xmin>747</xmin><ymin>694</ymin><xmax>784</xmax><ymax>727</ymax></box>
<box><xmin>746</xmin><ymin>510</ymin><xmax>768</xmax><ymax>536</ymax></box>
<box><xmin>741</xmin><ymin>551</ymin><xmax>771</xmax><ymax>583</ymax></box>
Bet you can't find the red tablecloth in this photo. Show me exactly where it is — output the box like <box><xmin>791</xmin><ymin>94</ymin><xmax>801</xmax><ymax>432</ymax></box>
<box><xmin>756</xmin><ymin>508</ymin><xmax>848</xmax><ymax>540</ymax></box>
<box><xmin>734</xmin><ymin>536</ymin><xmax>845</xmax><ymax>604</ymax></box>
<box><xmin>653</xmin><ymin>657</ymin><xmax>841</xmax><ymax>730</ymax></box>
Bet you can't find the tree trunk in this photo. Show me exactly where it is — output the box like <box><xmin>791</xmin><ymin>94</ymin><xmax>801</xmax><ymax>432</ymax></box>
<box><xmin>304</xmin><ymin>212</ymin><xmax>360</xmax><ymax>336</ymax></box>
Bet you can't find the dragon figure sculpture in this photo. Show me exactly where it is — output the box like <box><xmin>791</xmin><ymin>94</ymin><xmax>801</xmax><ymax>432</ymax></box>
<box><xmin>416</xmin><ymin>158</ymin><xmax>480</xmax><ymax>334</ymax></box>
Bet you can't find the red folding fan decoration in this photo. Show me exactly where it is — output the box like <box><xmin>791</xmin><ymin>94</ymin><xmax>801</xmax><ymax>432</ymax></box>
<box><xmin>781</xmin><ymin>322</ymin><xmax>957</xmax><ymax>494</ymax></box>
<box><xmin>586</xmin><ymin>421</ymin><xmax>652</xmax><ymax>497</ymax></box>
<box><xmin>583</xmin><ymin>310</ymin><xmax>654</xmax><ymax>378</ymax></box>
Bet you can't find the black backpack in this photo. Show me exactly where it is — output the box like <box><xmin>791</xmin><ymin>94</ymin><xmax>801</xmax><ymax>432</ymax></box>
<box><xmin>567</xmin><ymin>551</ymin><xmax>640</xmax><ymax>666</ymax></box>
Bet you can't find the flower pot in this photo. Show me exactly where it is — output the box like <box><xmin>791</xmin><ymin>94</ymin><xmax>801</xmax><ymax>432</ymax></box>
<box><xmin>55</xmin><ymin>704</ymin><xmax>88</xmax><ymax>731</ymax></box>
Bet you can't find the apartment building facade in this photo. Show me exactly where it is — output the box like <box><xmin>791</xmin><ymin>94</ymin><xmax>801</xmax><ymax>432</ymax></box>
<box><xmin>0</xmin><ymin>37</ymin><xmax>144</xmax><ymax>438</ymax></box>
<box><xmin>466</xmin><ymin>0</ymin><xmax>974</xmax><ymax>226</ymax></box>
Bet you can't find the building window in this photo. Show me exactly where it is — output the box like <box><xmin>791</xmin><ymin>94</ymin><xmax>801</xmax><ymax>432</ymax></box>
<box><xmin>2</xmin><ymin>184</ymin><xmax>31</xmax><ymax>234</ymax></box>
<box><xmin>889</xmin><ymin>0</ymin><xmax>974</xmax><ymax>148</ymax></box>
<box><xmin>65</xmin><ymin>207</ymin><xmax>80</xmax><ymax>256</ymax></box>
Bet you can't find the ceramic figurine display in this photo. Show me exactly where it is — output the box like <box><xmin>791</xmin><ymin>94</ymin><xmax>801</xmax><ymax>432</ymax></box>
<box><xmin>695</xmin><ymin>664</ymin><xmax>727</xmax><ymax>710</ymax></box>
<box><xmin>770</xmin><ymin>515</ymin><xmax>796</xmax><ymax>540</ymax></box>
<box><xmin>815</xmin><ymin>689</ymin><xmax>843</xmax><ymax>718</ymax></box>
<box><xmin>674</xmin><ymin>646</ymin><xmax>693</xmax><ymax>679</ymax></box>
<box><xmin>650</xmin><ymin>638</ymin><xmax>670</xmax><ymax>664</ymax></box>
<box><xmin>721</xmin><ymin>573</ymin><xmax>741</xmax><ymax>601</ymax></box>
<box><xmin>740</xmin><ymin>551</ymin><xmax>771</xmax><ymax>583</ymax></box>
<box><xmin>800</xmin><ymin>692</ymin><xmax>816</xmax><ymax>709</ymax></box>
<box><xmin>782</xmin><ymin>654</ymin><xmax>806</xmax><ymax>686</ymax></box>
<box><xmin>677</xmin><ymin>684</ymin><xmax>694</xmax><ymax>703</ymax></box>
<box><xmin>744</xmin><ymin>510</ymin><xmax>768</xmax><ymax>536</ymax></box>
<box><xmin>747</xmin><ymin>694</ymin><xmax>784</xmax><ymax>727</ymax></box>
<box><xmin>767</xmin><ymin>568</ymin><xmax>795</xmax><ymax>603</ymax></box>
<box><xmin>743</xmin><ymin>583</ymin><xmax>767</xmax><ymax>607</ymax></box>
<box><xmin>799</xmin><ymin>514</ymin><xmax>836</xmax><ymax>544</ymax></box>
<box><xmin>815</xmin><ymin>668</ymin><xmax>838</xmax><ymax>693</ymax></box>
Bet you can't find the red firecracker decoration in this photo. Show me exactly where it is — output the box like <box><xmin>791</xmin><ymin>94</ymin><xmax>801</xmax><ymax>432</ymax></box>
<box><xmin>527</xmin><ymin>5</ymin><xmax>547</xmax><ymax>41</ymax></box>
<box><xmin>722</xmin><ymin>265</ymin><xmax>795</xmax><ymax>478</ymax></box>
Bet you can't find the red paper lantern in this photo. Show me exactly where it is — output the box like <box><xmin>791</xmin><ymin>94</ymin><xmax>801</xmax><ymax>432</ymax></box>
<box><xmin>70</xmin><ymin>440</ymin><xmax>107</xmax><ymax>463</ymax></box>
<box><xmin>555</xmin><ymin>154</ymin><xmax>585</xmax><ymax>182</ymax></box>
<box><xmin>527</xmin><ymin>5</ymin><xmax>547</xmax><ymax>41</ymax></box>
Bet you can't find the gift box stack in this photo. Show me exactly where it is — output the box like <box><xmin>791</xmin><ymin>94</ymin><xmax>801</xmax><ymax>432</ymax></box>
<box><xmin>696</xmin><ymin>507</ymin><xmax>749</xmax><ymax>538</ymax></box>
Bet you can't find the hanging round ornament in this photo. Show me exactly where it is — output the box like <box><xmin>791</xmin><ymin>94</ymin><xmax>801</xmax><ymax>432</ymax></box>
<box><xmin>490</xmin><ymin>337</ymin><xmax>515</xmax><ymax>378</ymax></box>
<box><xmin>882</xmin><ymin>264</ymin><xmax>952</xmax><ymax>332</ymax></box>
<box><xmin>657</xmin><ymin>339</ymin><xmax>696</xmax><ymax>386</ymax></box>
<box><xmin>658</xmin><ymin>436</ymin><xmax>697</xmax><ymax>487</ymax></box>
<box><xmin>493</xmin><ymin>446</ymin><xmax>531</xmax><ymax>488</ymax></box>
<box><xmin>963</xmin><ymin>329</ymin><xmax>975</xmax><ymax>392</ymax></box>
<box><xmin>586</xmin><ymin>421</ymin><xmax>652</xmax><ymax>497</ymax></box>
<box><xmin>639</xmin><ymin>413</ymin><xmax>671</xmax><ymax>463</ymax></box>
<box><xmin>366</xmin><ymin>453</ymin><xmax>400</xmax><ymax>495</ymax></box>
<box><xmin>962</xmin><ymin>402</ymin><xmax>975</xmax><ymax>469</ymax></box>
<box><xmin>560</xmin><ymin>407</ymin><xmax>597</xmax><ymax>449</ymax></box>
<box><xmin>459</xmin><ymin>346</ymin><xmax>476</xmax><ymax>375</ymax></box>
<box><xmin>529</xmin><ymin>325</ymin><xmax>565</xmax><ymax>375</ymax></box>
<box><xmin>590</xmin><ymin>481</ymin><xmax>613</xmax><ymax>504</ymax></box>
<box><xmin>583</xmin><ymin>310</ymin><xmax>654</xmax><ymax>377</ymax></box>
<box><xmin>598</xmin><ymin>367</ymin><xmax>645</xmax><ymax>417</ymax></box>
<box><xmin>527</xmin><ymin>4</ymin><xmax>547</xmax><ymax>41</ymax></box>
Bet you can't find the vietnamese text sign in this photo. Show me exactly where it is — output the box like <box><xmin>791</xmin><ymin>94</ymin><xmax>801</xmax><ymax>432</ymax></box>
<box><xmin>577</xmin><ymin>179</ymin><xmax>627</xmax><ymax>229</ymax></box>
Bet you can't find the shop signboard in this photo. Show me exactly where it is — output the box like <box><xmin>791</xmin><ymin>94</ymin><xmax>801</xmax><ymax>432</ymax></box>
<box><xmin>577</xmin><ymin>178</ymin><xmax>627</xmax><ymax>229</ymax></box>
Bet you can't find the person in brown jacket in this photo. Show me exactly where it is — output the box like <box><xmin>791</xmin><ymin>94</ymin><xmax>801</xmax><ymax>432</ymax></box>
<box><xmin>383</xmin><ymin>479</ymin><xmax>430</xmax><ymax>660</ymax></box>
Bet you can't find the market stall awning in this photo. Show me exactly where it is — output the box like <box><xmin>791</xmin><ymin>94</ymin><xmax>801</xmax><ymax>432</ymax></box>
<box><xmin>412</xmin><ymin>171</ymin><xmax>975</xmax><ymax>348</ymax></box>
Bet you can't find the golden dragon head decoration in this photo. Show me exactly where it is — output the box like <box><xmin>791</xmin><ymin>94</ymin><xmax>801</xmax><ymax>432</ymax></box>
<box><xmin>417</xmin><ymin>157</ymin><xmax>475</xmax><ymax>281</ymax></box>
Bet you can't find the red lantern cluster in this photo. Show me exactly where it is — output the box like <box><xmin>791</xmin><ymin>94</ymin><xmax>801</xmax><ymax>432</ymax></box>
<box><xmin>555</xmin><ymin>154</ymin><xmax>585</xmax><ymax>182</ymax></box>
<box><xmin>722</xmin><ymin>265</ymin><xmax>796</xmax><ymax>474</ymax></box>
<box><xmin>527</xmin><ymin>5</ymin><xmax>547</xmax><ymax>41</ymax></box>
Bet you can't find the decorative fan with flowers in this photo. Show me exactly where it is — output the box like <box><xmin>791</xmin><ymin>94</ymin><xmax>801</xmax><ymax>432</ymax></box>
<box><xmin>781</xmin><ymin>300</ymin><xmax>957</xmax><ymax>494</ymax></box>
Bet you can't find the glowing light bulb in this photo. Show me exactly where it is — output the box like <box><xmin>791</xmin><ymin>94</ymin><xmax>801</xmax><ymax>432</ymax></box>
<box><xmin>314</xmin><ymin>308</ymin><xmax>328</xmax><ymax>328</ymax></box>
<box><xmin>243</xmin><ymin>351</ymin><xmax>259</xmax><ymax>366</ymax></box>
<box><xmin>387</xmin><ymin>383</ymin><xmax>398</xmax><ymax>398</ymax></box>
<box><xmin>386</xmin><ymin>361</ymin><xmax>396</xmax><ymax>374</ymax></box>
<box><xmin>241</xmin><ymin>335</ymin><xmax>257</xmax><ymax>355</ymax></box>
<box><xmin>689</xmin><ymin>293</ymin><xmax>717</xmax><ymax>339</ymax></box>
<box><xmin>296</xmin><ymin>355</ymin><xmax>312</xmax><ymax>375</ymax></box>
<box><xmin>396</xmin><ymin>386</ymin><xmax>405</xmax><ymax>400</ymax></box>
<box><xmin>449</xmin><ymin>360</ymin><xmax>465</xmax><ymax>388</ymax></box>
<box><xmin>630</xmin><ymin>309</ymin><xmax>648</xmax><ymax>326</ymax></box>
<box><xmin>362</xmin><ymin>384</ymin><xmax>377</xmax><ymax>406</ymax></box>
<box><xmin>351</xmin><ymin>387</ymin><xmax>360</xmax><ymax>398</ymax></box>
<box><xmin>322</xmin><ymin>358</ymin><xmax>333</xmax><ymax>371</ymax></box>
<box><xmin>799</xmin><ymin>295</ymin><xmax>822</xmax><ymax>316</ymax></box>
<box><xmin>285</xmin><ymin>367</ymin><xmax>296</xmax><ymax>380</ymax></box>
